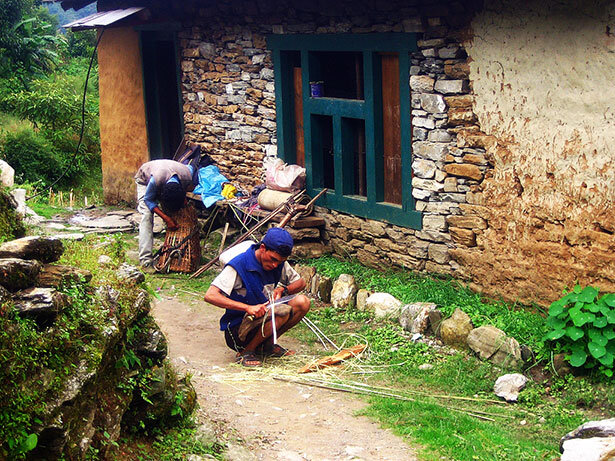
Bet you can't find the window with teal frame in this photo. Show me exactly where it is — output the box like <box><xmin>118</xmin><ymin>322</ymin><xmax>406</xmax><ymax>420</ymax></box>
<box><xmin>268</xmin><ymin>33</ymin><xmax>422</xmax><ymax>229</ymax></box>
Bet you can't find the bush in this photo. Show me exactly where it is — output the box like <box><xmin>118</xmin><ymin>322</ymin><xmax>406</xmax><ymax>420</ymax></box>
<box><xmin>0</xmin><ymin>127</ymin><xmax>63</xmax><ymax>187</ymax></box>
<box><xmin>0</xmin><ymin>188</ymin><xmax>26</xmax><ymax>242</ymax></box>
<box><xmin>544</xmin><ymin>285</ymin><xmax>615</xmax><ymax>377</ymax></box>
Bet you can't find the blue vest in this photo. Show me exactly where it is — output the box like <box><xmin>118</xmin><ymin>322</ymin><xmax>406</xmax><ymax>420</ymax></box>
<box><xmin>219</xmin><ymin>245</ymin><xmax>284</xmax><ymax>331</ymax></box>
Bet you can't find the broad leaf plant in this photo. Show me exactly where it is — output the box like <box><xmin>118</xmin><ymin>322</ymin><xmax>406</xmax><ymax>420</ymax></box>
<box><xmin>544</xmin><ymin>285</ymin><xmax>615</xmax><ymax>377</ymax></box>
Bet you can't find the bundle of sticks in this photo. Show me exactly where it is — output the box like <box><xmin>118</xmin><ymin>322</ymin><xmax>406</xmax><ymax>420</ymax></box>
<box><xmin>155</xmin><ymin>204</ymin><xmax>201</xmax><ymax>273</ymax></box>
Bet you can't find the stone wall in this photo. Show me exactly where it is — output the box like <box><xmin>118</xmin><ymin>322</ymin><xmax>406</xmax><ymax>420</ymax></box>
<box><xmin>175</xmin><ymin>1</ymin><xmax>487</xmax><ymax>281</ymax></box>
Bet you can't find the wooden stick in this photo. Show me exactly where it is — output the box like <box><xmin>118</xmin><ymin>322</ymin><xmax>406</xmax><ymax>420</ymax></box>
<box><xmin>217</xmin><ymin>222</ymin><xmax>229</xmax><ymax>256</ymax></box>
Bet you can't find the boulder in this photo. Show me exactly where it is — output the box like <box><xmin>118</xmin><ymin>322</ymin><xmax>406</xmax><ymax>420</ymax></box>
<box><xmin>132</xmin><ymin>316</ymin><xmax>168</xmax><ymax>362</ymax></box>
<box><xmin>439</xmin><ymin>308</ymin><xmax>474</xmax><ymax>348</ymax></box>
<box><xmin>399</xmin><ymin>302</ymin><xmax>437</xmax><ymax>333</ymax></box>
<box><xmin>0</xmin><ymin>258</ymin><xmax>42</xmax><ymax>291</ymax></box>
<box><xmin>12</xmin><ymin>287</ymin><xmax>69</xmax><ymax>320</ymax></box>
<box><xmin>310</xmin><ymin>274</ymin><xmax>332</xmax><ymax>302</ymax></box>
<box><xmin>366</xmin><ymin>293</ymin><xmax>403</xmax><ymax>319</ymax></box>
<box><xmin>467</xmin><ymin>325</ymin><xmax>522</xmax><ymax>368</ymax></box>
<box><xmin>560</xmin><ymin>419</ymin><xmax>615</xmax><ymax>449</ymax></box>
<box><xmin>356</xmin><ymin>289</ymin><xmax>373</xmax><ymax>311</ymax></box>
<box><xmin>330</xmin><ymin>274</ymin><xmax>358</xmax><ymax>309</ymax></box>
<box><xmin>117</xmin><ymin>263</ymin><xmax>145</xmax><ymax>284</ymax></box>
<box><xmin>294</xmin><ymin>264</ymin><xmax>316</xmax><ymax>291</ymax></box>
<box><xmin>561</xmin><ymin>438</ymin><xmax>615</xmax><ymax>461</ymax></box>
<box><xmin>0</xmin><ymin>159</ymin><xmax>14</xmax><ymax>186</ymax></box>
<box><xmin>560</xmin><ymin>419</ymin><xmax>615</xmax><ymax>460</ymax></box>
<box><xmin>0</xmin><ymin>236</ymin><xmax>64</xmax><ymax>263</ymax></box>
<box><xmin>37</xmin><ymin>264</ymin><xmax>92</xmax><ymax>288</ymax></box>
<box><xmin>494</xmin><ymin>373</ymin><xmax>528</xmax><ymax>402</ymax></box>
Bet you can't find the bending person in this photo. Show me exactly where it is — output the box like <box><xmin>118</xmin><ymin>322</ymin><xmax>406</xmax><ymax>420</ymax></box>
<box><xmin>204</xmin><ymin>227</ymin><xmax>310</xmax><ymax>367</ymax></box>
<box><xmin>135</xmin><ymin>159</ymin><xmax>196</xmax><ymax>271</ymax></box>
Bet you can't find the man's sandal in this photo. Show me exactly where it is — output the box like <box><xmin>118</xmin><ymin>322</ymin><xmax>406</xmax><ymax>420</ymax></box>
<box><xmin>235</xmin><ymin>351</ymin><xmax>262</xmax><ymax>367</ymax></box>
<box><xmin>265</xmin><ymin>344</ymin><xmax>296</xmax><ymax>358</ymax></box>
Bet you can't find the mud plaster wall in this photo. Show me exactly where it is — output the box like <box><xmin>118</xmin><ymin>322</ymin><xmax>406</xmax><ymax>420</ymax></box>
<box><xmin>98</xmin><ymin>27</ymin><xmax>149</xmax><ymax>205</ymax></box>
<box><xmin>455</xmin><ymin>0</ymin><xmax>615</xmax><ymax>305</ymax></box>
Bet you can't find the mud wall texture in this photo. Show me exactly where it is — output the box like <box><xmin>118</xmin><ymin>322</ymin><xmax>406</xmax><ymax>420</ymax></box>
<box><xmin>98</xmin><ymin>27</ymin><xmax>149</xmax><ymax>204</ymax></box>
<box><xmin>453</xmin><ymin>0</ymin><xmax>615</xmax><ymax>305</ymax></box>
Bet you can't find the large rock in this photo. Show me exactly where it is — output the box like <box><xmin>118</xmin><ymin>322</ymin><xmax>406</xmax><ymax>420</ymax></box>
<box><xmin>494</xmin><ymin>373</ymin><xmax>528</xmax><ymax>402</ymax></box>
<box><xmin>560</xmin><ymin>419</ymin><xmax>615</xmax><ymax>460</ymax></box>
<box><xmin>294</xmin><ymin>264</ymin><xmax>316</xmax><ymax>290</ymax></box>
<box><xmin>12</xmin><ymin>287</ymin><xmax>69</xmax><ymax>319</ymax></box>
<box><xmin>310</xmin><ymin>274</ymin><xmax>332</xmax><ymax>302</ymax></box>
<box><xmin>0</xmin><ymin>258</ymin><xmax>42</xmax><ymax>291</ymax></box>
<box><xmin>117</xmin><ymin>263</ymin><xmax>146</xmax><ymax>284</ymax></box>
<box><xmin>37</xmin><ymin>264</ymin><xmax>92</xmax><ymax>288</ymax></box>
<box><xmin>0</xmin><ymin>236</ymin><xmax>64</xmax><ymax>263</ymax></box>
<box><xmin>356</xmin><ymin>289</ymin><xmax>373</xmax><ymax>311</ymax></box>
<box><xmin>330</xmin><ymin>274</ymin><xmax>358</xmax><ymax>309</ymax></box>
<box><xmin>439</xmin><ymin>308</ymin><xmax>474</xmax><ymax>348</ymax></box>
<box><xmin>132</xmin><ymin>316</ymin><xmax>168</xmax><ymax>362</ymax></box>
<box><xmin>399</xmin><ymin>302</ymin><xmax>437</xmax><ymax>333</ymax></box>
<box><xmin>467</xmin><ymin>325</ymin><xmax>522</xmax><ymax>368</ymax></box>
<box><xmin>561</xmin><ymin>438</ymin><xmax>615</xmax><ymax>461</ymax></box>
<box><xmin>0</xmin><ymin>159</ymin><xmax>14</xmax><ymax>186</ymax></box>
<box><xmin>561</xmin><ymin>419</ymin><xmax>615</xmax><ymax>449</ymax></box>
<box><xmin>366</xmin><ymin>293</ymin><xmax>403</xmax><ymax>319</ymax></box>
<box><xmin>292</xmin><ymin>241</ymin><xmax>330</xmax><ymax>259</ymax></box>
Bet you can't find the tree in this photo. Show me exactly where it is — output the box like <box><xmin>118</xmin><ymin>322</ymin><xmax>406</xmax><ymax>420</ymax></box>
<box><xmin>0</xmin><ymin>2</ymin><xmax>65</xmax><ymax>89</ymax></box>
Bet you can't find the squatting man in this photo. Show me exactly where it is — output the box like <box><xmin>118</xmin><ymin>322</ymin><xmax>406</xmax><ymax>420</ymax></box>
<box><xmin>204</xmin><ymin>227</ymin><xmax>311</xmax><ymax>367</ymax></box>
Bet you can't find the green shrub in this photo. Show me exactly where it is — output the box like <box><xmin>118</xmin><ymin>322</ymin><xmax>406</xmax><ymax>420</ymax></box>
<box><xmin>0</xmin><ymin>188</ymin><xmax>25</xmax><ymax>242</ymax></box>
<box><xmin>544</xmin><ymin>285</ymin><xmax>615</xmax><ymax>377</ymax></box>
<box><xmin>0</xmin><ymin>127</ymin><xmax>63</xmax><ymax>187</ymax></box>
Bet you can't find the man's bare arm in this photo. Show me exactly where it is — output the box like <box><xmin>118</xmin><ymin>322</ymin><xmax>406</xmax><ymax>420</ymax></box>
<box><xmin>204</xmin><ymin>285</ymin><xmax>267</xmax><ymax>317</ymax></box>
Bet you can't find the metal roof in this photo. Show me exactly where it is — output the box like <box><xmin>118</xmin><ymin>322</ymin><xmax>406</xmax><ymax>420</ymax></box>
<box><xmin>63</xmin><ymin>7</ymin><xmax>145</xmax><ymax>30</ymax></box>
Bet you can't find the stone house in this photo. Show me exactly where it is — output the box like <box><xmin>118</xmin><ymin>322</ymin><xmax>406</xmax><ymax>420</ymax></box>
<box><xmin>60</xmin><ymin>0</ymin><xmax>615</xmax><ymax>306</ymax></box>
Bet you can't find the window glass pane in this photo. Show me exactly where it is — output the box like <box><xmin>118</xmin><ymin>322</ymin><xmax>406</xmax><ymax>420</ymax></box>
<box><xmin>311</xmin><ymin>51</ymin><xmax>363</xmax><ymax>100</ymax></box>
<box><xmin>311</xmin><ymin>114</ymin><xmax>334</xmax><ymax>190</ymax></box>
<box><xmin>342</xmin><ymin>117</ymin><xmax>366</xmax><ymax>198</ymax></box>
<box><xmin>380</xmin><ymin>52</ymin><xmax>402</xmax><ymax>205</ymax></box>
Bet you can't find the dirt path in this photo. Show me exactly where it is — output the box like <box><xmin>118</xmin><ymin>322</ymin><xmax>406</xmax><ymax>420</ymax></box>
<box><xmin>152</xmin><ymin>295</ymin><xmax>417</xmax><ymax>461</ymax></box>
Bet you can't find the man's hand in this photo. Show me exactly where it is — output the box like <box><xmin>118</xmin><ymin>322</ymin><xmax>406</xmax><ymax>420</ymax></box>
<box><xmin>273</xmin><ymin>286</ymin><xmax>285</xmax><ymax>301</ymax></box>
<box><xmin>246</xmin><ymin>302</ymin><xmax>268</xmax><ymax>318</ymax></box>
<box><xmin>165</xmin><ymin>217</ymin><xmax>178</xmax><ymax>231</ymax></box>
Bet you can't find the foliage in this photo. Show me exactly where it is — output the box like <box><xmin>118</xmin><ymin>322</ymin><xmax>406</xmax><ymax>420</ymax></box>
<box><xmin>0</xmin><ymin>7</ymin><xmax>66</xmax><ymax>88</ymax></box>
<box><xmin>0</xmin><ymin>127</ymin><xmax>64</xmax><ymax>187</ymax></box>
<box><xmin>544</xmin><ymin>285</ymin><xmax>615</xmax><ymax>377</ymax></box>
<box><xmin>0</xmin><ymin>67</ymin><xmax>100</xmax><ymax>188</ymax></box>
<box><xmin>0</xmin><ymin>187</ymin><xmax>26</xmax><ymax>242</ymax></box>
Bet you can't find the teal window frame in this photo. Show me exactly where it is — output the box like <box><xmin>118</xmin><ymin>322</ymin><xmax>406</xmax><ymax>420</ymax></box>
<box><xmin>268</xmin><ymin>33</ymin><xmax>421</xmax><ymax>228</ymax></box>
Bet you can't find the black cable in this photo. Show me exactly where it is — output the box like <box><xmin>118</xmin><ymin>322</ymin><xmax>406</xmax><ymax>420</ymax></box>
<box><xmin>27</xmin><ymin>27</ymin><xmax>105</xmax><ymax>201</ymax></box>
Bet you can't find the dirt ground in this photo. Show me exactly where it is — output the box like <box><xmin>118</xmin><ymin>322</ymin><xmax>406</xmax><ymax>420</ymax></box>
<box><xmin>152</xmin><ymin>294</ymin><xmax>418</xmax><ymax>461</ymax></box>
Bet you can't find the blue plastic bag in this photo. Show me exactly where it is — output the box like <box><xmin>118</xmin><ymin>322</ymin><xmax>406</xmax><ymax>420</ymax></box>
<box><xmin>193</xmin><ymin>165</ymin><xmax>229</xmax><ymax>208</ymax></box>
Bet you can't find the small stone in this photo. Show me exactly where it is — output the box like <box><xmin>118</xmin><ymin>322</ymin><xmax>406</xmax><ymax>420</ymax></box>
<box><xmin>98</xmin><ymin>255</ymin><xmax>113</xmax><ymax>267</ymax></box>
<box><xmin>418</xmin><ymin>363</ymin><xmax>434</xmax><ymax>370</ymax></box>
<box><xmin>356</xmin><ymin>289</ymin><xmax>372</xmax><ymax>311</ymax></box>
<box><xmin>117</xmin><ymin>263</ymin><xmax>145</xmax><ymax>284</ymax></box>
<box><xmin>494</xmin><ymin>373</ymin><xmax>528</xmax><ymax>402</ymax></box>
<box><xmin>330</xmin><ymin>274</ymin><xmax>358</xmax><ymax>309</ymax></box>
<box><xmin>365</xmin><ymin>292</ymin><xmax>403</xmax><ymax>319</ymax></box>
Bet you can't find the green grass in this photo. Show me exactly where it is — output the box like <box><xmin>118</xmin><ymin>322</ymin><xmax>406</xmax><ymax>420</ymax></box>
<box><xmin>280</xmin><ymin>255</ymin><xmax>615</xmax><ymax>460</ymax></box>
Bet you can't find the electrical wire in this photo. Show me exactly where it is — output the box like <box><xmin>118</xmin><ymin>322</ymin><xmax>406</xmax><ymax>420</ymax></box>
<box><xmin>27</xmin><ymin>27</ymin><xmax>106</xmax><ymax>201</ymax></box>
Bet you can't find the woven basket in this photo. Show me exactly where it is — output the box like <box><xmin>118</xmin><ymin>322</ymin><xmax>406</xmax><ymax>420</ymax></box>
<box><xmin>155</xmin><ymin>204</ymin><xmax>201</xmax><ymax>273</ymax></box>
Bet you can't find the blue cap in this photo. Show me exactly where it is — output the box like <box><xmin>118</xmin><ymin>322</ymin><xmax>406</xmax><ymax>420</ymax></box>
<box><xmin>261</xmin><ymin>227</ymin><xmax>294</xmax><ymax>257</ymax></box>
